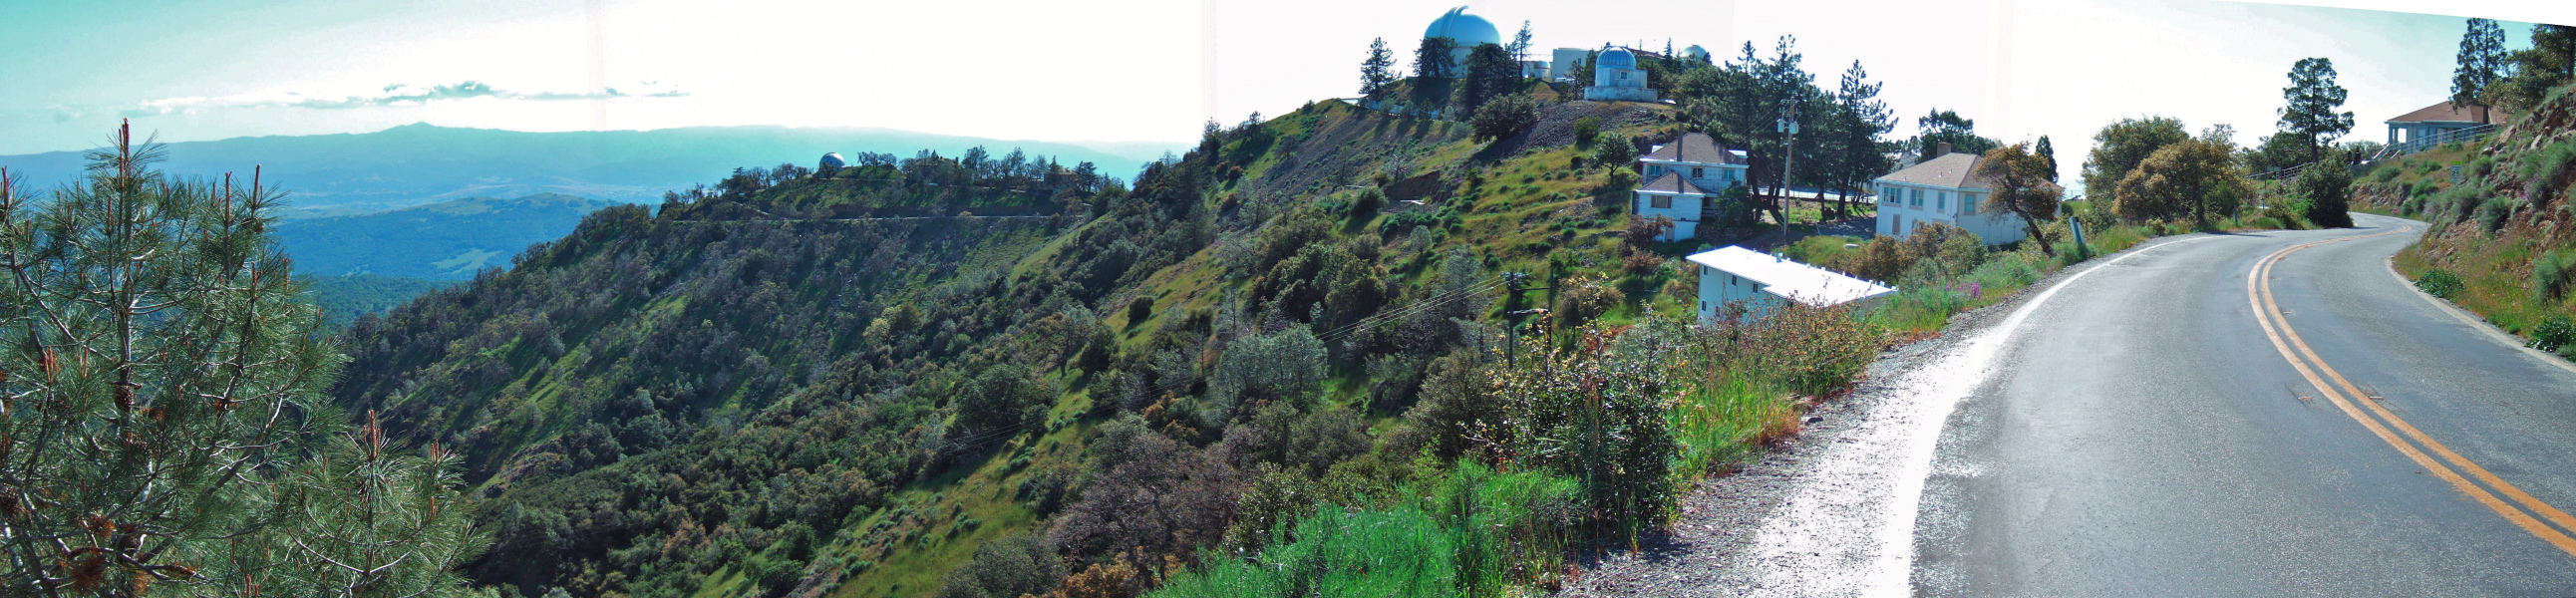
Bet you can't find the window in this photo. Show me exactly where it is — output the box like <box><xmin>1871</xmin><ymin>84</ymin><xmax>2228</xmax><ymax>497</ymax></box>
<box><xmin>1910</xmin><ymin>188</ymin><xmax>1923</xmax><ymax>207</ymax></box>
<box><xmin>1937</xmin><ymin>191</ymin><xmax>1947</xmax><ymax>211</ymax></box>
<box><xmin>1651</xmin><ymin>194</ymin><xmax>1672</xmax><ymax>209</ymax></box>
<box><xmin>1692</xmin><ymin>167</ymin><xmax>1704</xmax><ymax>178</ymax></box>
<box><xmin>1648</xmin><ymin>165</ymin><xmax>1661</xmax><ymax>176</ymax></box>
<box><xmin>1881</xmin><ymin>185</ymin><xmax>1895</xmax><ymax>204</ymax></box>
<box><xmin>1963</xmin><ymin>193</ymin><xmax>1979</xmax><ymax>212</ymax></box>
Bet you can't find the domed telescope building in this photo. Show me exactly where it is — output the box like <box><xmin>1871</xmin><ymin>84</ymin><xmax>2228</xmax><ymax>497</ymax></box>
<box><xmin>1424</xmin><ymin>6</ymin><xmax>1502</xmax><ymax>72</ymax></box>
<box><xmin>1584</xmin><ymin>47</ymin><xmax>1659</xmax><ymax>102</ymax></box>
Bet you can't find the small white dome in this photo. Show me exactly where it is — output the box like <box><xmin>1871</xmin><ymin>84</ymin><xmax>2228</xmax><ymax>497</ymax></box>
<box><xmin>1424</xmin><ymin>7</ymin><xmax>1502</xmax><ymax>48</ymax></box>
<box><xmin>1598</xmin><ymin>48</ymin><xmax>1637</xmax><ymax>70</ymax></box>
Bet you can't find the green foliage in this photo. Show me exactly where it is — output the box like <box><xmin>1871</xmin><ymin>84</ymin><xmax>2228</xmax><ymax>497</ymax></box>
<box><xmin>2416</xmin><ymin>268</ymin><xmax>2466</xmax><ymax>299</ymax></box>
<box><xmin>2278</xmin><ymin>57</ymin><xmax>2355</xmax><ymax>163</ymax></box>
<box><xmin>1361</xmin><ymin>37</ymin><xmax>1398</xmax><ymax>98</ymax></box>
<box><xmin>1489</xmin><ymin>326</ymin><xmax>1679</xmax><ymax>535</ymax></box>
<box><xmin>1572</xmin><ymin>117</ymin><xmax>1601</xmax><ymax>148</ymax></box>
<box><xmin>0</xmin><ymin>126</ymin><xmax>483</xmax><ymax>597</ymax></box>
<box><xmin>1152</xmin><ymin>461</ymin><xmax>1579</xmax><ymax>598</ymax></box>
<box><xmin>2112</xmin><ymin>138</ymin><xmax>2247</xmax><ymax>225</ymax></box>
<box><xmin>934</xmin><ymin>533</ymin><xmax>1065</xmax><ymax>598</ymax></box>
<box><xmin>1208</xmin><ymin>328</ymin><xmax>1329</xmax><ymax>421</ymax></box>
<box><xmin>305</xmin><ymin>273</ymin><xmax>463</xmax><ymax>329</ymax></box>
<box><xmin>2528</xmin><ymin>316</ymin><xmax>2576</xmax><ymax>354</ymax></box>
<box><xmin>1469</xmin><ymin>93</ymin><xmax>1540</xmax><ymax>143</ymax></box>
<box><xmin>2534</xmin><ymin>250</ymin><xmax>2575</xmax><ymax>301</ymax></box>
<box><xmin>2455</xmin><ymin>18</ymin><xmax>2512</xmax><ymax>107</ymax></box>
<box><xmin>2295</xmin><ymin>151</ymin><xmax>2356</xmax><ymax>228</ymax></box>
<box><xmin>2071</xmin><ymin>115</ymin><xmax>2194</xmax><ymax>211</ymax></box>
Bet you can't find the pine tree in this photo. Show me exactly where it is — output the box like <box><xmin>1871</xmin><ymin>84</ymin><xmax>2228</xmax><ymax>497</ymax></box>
<box><xmin>2034</xmin><ymin>136</ymin><xmax>2059</xmax><ymax>182</ymax></box>
<box><xmin>1508</xmin><ymin>21</ymin><xmax>1533</xmax><ymax>63</ymax></box>
<box><xmin>2277</xmin><ymin>57</ymin><xmax>2354</xmax><ymax>164</ymax></box>
<box><xmin>1361</xmin><ymin>37</ymin><xmax>1397</xmax><ymax>99</ymax></box>
<box><xmin>0</xmin><ymin>122</ymin><xmax>484</xmax><ymax>597</ymax></box>
<box><xmin>1414</xmin><ymin>37</ymin><xmax>1456</xmax><ymax>80</ymax></box>
<box><xmin>2452</xmin><ymin>18</ymin><xmax>2509</xmax><ymax>108</ymax></box>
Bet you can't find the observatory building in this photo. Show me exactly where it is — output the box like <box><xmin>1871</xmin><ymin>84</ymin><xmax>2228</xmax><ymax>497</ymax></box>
<box><xmin>1584</xmin><ymin>48</ymin><xmax>1658</xmax><ymax>102</ymax></box>
<box><xmin>1424</xmin><ymin>7</ymin><xmax>1502</xmax><ymax>72</ymax></box>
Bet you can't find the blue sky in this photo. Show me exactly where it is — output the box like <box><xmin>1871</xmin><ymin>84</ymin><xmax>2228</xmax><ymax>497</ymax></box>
<box><xmin>1</xmin><ymin>0</ymin><xmax>2568</xmax><ymax>188</ymax></box>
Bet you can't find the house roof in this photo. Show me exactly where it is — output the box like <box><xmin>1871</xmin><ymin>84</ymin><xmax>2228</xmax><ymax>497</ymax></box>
<box><xmin>1688</xmin><ymin>246</ymin><xmax>1896</xmax><ymax>307</ymax></box>
<box><xmin>2387</xmin><ymin>101</ymin><xmax>2506</xmax><ymax>125</ymax></box>
<box><xmin>1875</xmin><ymin>151</ymin><xmax>1988</xmax><ymax>189</ymax></box>
<box><xmin>1638</xmin><ymin>171</ymin><xmax>1715</xmax><ymax>195</ymax></box>
<box><xmin>1641</xmin><ymin>133</ymin><xmax>1740</xmax><ymax>165</ymax></box>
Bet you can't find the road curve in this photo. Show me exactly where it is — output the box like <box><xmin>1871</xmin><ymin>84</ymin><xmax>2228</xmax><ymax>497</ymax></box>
<box><xmin>1914</xmin><ymin>213</ymin><xmax>2576</xmax><ymax>596</ymax></box>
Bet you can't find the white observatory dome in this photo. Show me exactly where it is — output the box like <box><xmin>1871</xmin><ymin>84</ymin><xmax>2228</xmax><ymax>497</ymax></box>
<box><xmin>1424</xmin><ymin>7</ymin><xmax>1502</xmax><ymax>48</ymax></box>
<box><xmin>1597</xmin><ymin>48</ymin><xmax>1638</xmax><ymax>70</ymax></box>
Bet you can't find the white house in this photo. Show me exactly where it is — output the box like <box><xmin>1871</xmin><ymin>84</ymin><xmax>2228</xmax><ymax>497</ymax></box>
<box><xmin>1871</xmin><ymin>143</ymin><xmax>2026</xmax><ymax>244</ymax></box>
<box><xmin>1689</xmin><ymin>246</ymin><xmax>1895</xmax><ymax>322</ymax></box>
<box><xmin>1632</xmin><ymin>133</ymin><xmax>1748</xmax><ymax>241</ymax></box>
<box><xmin>1584</xmin><ymin>48</ymin><xmax>1658</xmax><ymax>102</ymax></box>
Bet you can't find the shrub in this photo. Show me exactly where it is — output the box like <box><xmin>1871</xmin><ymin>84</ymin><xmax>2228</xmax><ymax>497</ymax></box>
<box><xmin>1492</xmin><ymin>327</ymin><xmax>1678</xmax><ymax>535</ymax></box>
<box><xmin>2415</xmin><ymin>268</ymin><xmax>2465</xmax><ymax>299</ymax></box>
<box><xmin>1127</xmin><ymin>296</ymin><xmax>1152</xmax><ymax>325</ymax></box>
<box><xmin>2295</xmin><ymin>153</ymin><xmax>2355</xmax><ymax>228</ymax></box>
<box><xmin>1573</xmin><ymin>116</ymin><xmax>1601</xmax><ymax>148</ymax></box>
<box><xmin>933</xmin><ymin>532</ymin><xmax>1065</xmax><ymax>598</ymax></box>
<box><xmin>1207</xmin><ymin>328</ymin><xmax>1329</xmax><ymax>421</ymax></box>
<box><xmin>1471</xmin><ymin>94</ymin><xmax>1541</xmax><ymax>143</ymax></box>
<box><xmin>1552</xmin><ymin>274</ymin><xmax>1627</xmax><ymax>329</ymax></box>
<box><xmin>2477</xmin><ymin>195</ymin><xmax>2517</xmax><ymax>231</ymax></box>
<box><xmin>2529</xmin><ymin>316</ymin><xmax>2576</xmax><ymax>354</ymax></box>
<box><xmin>2538</xmin><ymin>250</ymin><xmax>2576</xmax><ymax>301</ymax></box>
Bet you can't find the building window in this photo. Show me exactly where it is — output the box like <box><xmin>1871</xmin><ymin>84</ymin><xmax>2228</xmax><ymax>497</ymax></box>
<box><xmin>1964</xmin><ymin>193</ymin><xmax>1979</xmax><ymax>212</ymax></box>
<box><xmin>1648</xmin><ymin>164</ymin><xmax>1661</xmax><ymax>176</ymax></box>
<box><xmin>1651</xmin><ymin>194</ymin><xmax>1672</xmax><ymax>208</ymax></box>
<box><xmin>1910</xmin><ymin>188</ymin><xmax>1923</xmax><ymax>207</ymax></box>
<box><xmin>1937</xmin><ymin>191</ymin><xmax>1947</xmax><ymax>211</ymax></box>
<box><xmin>1692</xmin><ymin>167</ymin><xmax>1704</xmax><ymax>178</ymax></box>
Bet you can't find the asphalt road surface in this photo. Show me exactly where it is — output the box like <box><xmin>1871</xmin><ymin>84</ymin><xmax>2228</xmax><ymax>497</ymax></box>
<box><xmin>1914</xmin><ymin>213</ymin><xmax>2576</xmax><ymax>596</ymax></box>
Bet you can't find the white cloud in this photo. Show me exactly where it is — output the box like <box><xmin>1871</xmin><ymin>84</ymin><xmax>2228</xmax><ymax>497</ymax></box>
<box><xmin>122</xmin><ymin>81</ymin><xmax>688</xmax><ymax>117</ymax></box>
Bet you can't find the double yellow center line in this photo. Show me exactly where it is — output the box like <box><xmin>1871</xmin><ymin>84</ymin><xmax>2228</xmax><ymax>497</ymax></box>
<box><xmin>2247</xmin><ymin>226</ymin><xmax>2576</xmax><ymax>556</ymax></box>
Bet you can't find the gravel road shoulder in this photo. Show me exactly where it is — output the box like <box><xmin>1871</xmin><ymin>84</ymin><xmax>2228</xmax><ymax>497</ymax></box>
<box><xmin>1556</xmin><ymin>235</ymin><xmax>2210</xmax><ymax>597</ymax></box>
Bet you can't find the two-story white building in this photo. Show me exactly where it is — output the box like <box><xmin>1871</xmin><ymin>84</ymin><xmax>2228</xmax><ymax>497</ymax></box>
<box><xmin>1632</xmin><ymin>133</ymin><xmax>1749</xmax><ymax>241</ymax></box>
<box><xmin>1871</xmin><ymin>143</ymin><xmax>2026</xmax><ymax>244</ymax></box>
<box><xmin>1688</xmin><ymin>245</ymin><xmax>1894</xmax><ymax>322</ymax></box>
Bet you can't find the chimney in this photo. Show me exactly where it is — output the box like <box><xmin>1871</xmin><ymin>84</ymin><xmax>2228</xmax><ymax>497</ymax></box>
<box><xmin>1934</xmin><ymin>142</ymin><xmax>1953</xmax><ymax>159</ymax></box>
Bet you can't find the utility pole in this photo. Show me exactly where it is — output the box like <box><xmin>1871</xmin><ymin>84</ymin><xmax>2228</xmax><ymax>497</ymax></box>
<box><xmin>1501</xmin><ymin>271</ymin><xmax>1552</xmax><ymax>369</ymax></box>
<box><xmin>1776</xmin><ymin>101</ymin><xmax>1800</xmax><ymax>250</ymax></box>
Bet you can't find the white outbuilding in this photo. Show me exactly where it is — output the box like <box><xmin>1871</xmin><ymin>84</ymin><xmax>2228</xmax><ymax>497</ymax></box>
<box><xmin>1689</xmin><ymin>246</ymin><xmax>1894</xmax><ymax>322</ymax></box>
<box><xmin>1584</xmin><ymin>48</ymin><xmax>1658</xmax><ymax>102</ymax></box>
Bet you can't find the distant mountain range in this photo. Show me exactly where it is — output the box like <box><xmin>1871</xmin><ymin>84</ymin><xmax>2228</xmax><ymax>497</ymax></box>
<box><xmin>272</xmin><ymin>193</ymin><xmax>617</xmax><ymax>280</ymax></box>
<box><xmin>0</xmin><ymin>124</ymin><xmax>1182</xmax><ymax>217</ymax></box>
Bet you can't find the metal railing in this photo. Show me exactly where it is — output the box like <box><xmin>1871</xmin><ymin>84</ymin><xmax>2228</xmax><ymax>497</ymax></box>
<box><xmin>2373</xmin><ymin>124</ymin><xmax>2499</xmax><ymax>160</ymax></box>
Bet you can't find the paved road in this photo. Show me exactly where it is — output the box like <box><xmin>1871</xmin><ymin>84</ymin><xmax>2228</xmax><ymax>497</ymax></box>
<box><xmin>1915</xmin><ymin>213</ymin><xmax>2576</xmax><ymax>596</ymax></box>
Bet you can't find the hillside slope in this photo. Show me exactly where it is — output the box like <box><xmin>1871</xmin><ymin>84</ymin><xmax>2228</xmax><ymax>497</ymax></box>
<box><xmin>2360</xmin><ymin>84</ymin><xmax>2576</xmax><ymax>349</ymax></box>
<box><xmin>337</xmin><ymin>93</ymin><xmax>1866</xmax><ymax>598</ymax></box>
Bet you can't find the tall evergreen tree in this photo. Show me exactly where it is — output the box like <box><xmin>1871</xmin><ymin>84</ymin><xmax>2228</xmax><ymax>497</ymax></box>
<box><xmin>1414</xmin><ymin>37</ymin><xmax>1457</xmax><ymax>79</ymax></box>
<box><xmin>1458</xmin><ymin>43</ymin><xmax>1520</xmax><ymax>116</ymax></box>
<box><xmin>2034</xmin><ymin>136</ymin><xmax>2059</xmax><ymax>182</ymax></box>
<box><xmin>0</xmin><ymin>123</ymin><xmax>484</xmax><ymax>597</ymax></box>
<box><xmin>2277</xmin><ymin>57</ymin><xmax>2354</xmax><ymax>163</ymax></box>
<box><xmin>2453</xmin><ymin>18</ymin><xmax>2510</xmax><ymax>108</ymax></box>
<box><xmin>2498</xmin><ymin>24</ymin><xmax>2576</xmax><ymax>111</ymax></box>
<box><xmin>1912</xmin><ymin>109</ymin><xmax>1999</xmax><ymax>157</ymax></box>
<box><xmin>1361</xmin><ymin>37</ymin><xmax>1397</xmax><ymax>99</ymax></box>
<box><xmin>1508</xmin><ymin>21</ymin><xmax>1534</xmax><ymax>62</ymax></box>
<box><xmin>1820</xmin><ymin>60</ymin><xmax>1894</xmax><ymax>218</ymax></box>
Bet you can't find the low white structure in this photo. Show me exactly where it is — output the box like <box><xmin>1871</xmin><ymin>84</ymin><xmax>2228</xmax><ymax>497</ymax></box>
<box><xmin>1632</xmin><ymin>133</ymin><xmax>1748</xmax><ymax>241</ymax></box>
<box><xmin>1872</xmin><ymin>143</ymin><xmax>2026</xmax><ymax>244</ymax></box>
<box><xmin>1551</xmin><ymin>48</ymin><xmax>1592</xmax><ymax>82</ymax></box>
<box><xmin>1520</xmin><ymin>60</ymin><xmax>1551</xmax><ymax>79</ymax></box>
<box><xmin>1690</xmin><ymin>246</ymin><xmax>1895</xmax><ymax>322</ymax></box>
<box><xmin>1584</xmin><ymin>48</ymin><xmax>1658</xmax><ymax>102</ymax></box>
